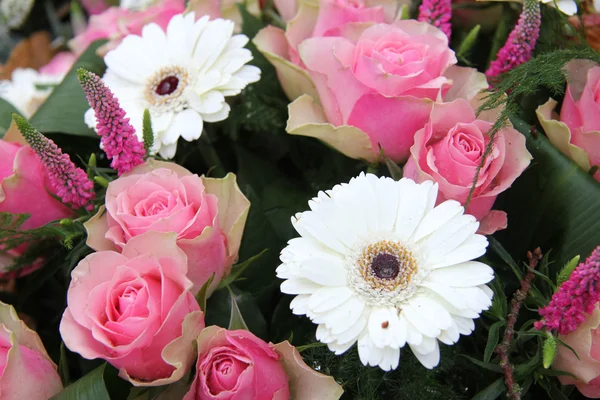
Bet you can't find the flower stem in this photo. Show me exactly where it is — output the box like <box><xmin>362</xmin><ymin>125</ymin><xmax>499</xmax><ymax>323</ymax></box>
<box><xmin>496</xmin><ymin>248</ymin><xmax>542</xmax><ymax>400</ymax></box>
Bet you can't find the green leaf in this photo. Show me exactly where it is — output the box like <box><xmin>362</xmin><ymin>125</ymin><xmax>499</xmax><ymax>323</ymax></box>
<box><xmin>195</xmin><ymin>273</ymin><xmax>215</xmax><ymax>313</ymax></box>
<box><xmin>205</xmin><ymin>286</ymin><xmax>268</xmax><ymax>338</ymax></box>
<box><xmin>472</xmin><ymin>377</ymin><xmax>506</xmax><ymax>400</ymax></box>
<box><xmin>457</xmin><ymin>25</ymin><xmax>481</xmax><ymax>61</ymax></box>
<box><xmin>51</xmin><ymin>364</ymin><xmax>110</xmax><ymax>400</ymax></box>
<box><xmin>142</xmin><ymin>109</ymin><xmax>154</xmax><ymax>155</ymax></box>
<box><xmin>494</xmin><ymin>115</ymin><xmax>600</xmax><ymax>270</ymax></box>
<box><xmin>543</xmin><ymin>334</ymin><xmax>558</xmax><ymax>369</ymax></box>
<box><xmin>484</xmin><ymin>321</ymin><xmax>503</xmax><ymax>363</ymax></box>
<box><xmin>487</xmin><ymin>276</ymin><xmax>508</xmax><ymax>320</ymax></box>
<box><xmin>0</xmin><ymin>99</ymin><xmax>19</xmax><ymax>137</ymax></box>
<box><xmin>30</xmin><ymin>40</ymin><xmax>107</xmax><ymax>136</ymax></box>
<box><xmin>384</xmin><ymin>156</ymin><xmax>403</xmax><ymax>181</ymax></box>
<box><xmin>296</xmin><ymin>342</ymin><xmax>327</xmax><ymax>352</ymax></box>
<box><xmin>237</xmin><ymin>4</ymin><xmax>263</xmax><ymax>40</ymax></box>
<box><xmin>219</xmin><ymin>249</ymin><xmax>268</xmax><ymax>289</ymax></box>
<box><xmin>228</xmin><ymin>287</ymin><xmax>250</xmax><ymax>331</ymax></box>
<box><xmin>488</xmin><ymin>236</ymin><xmax>523</xmax><ymax>280</ymax></box>
<box><xmin>460</xmin><ymin>355</ymin><xmax>503</xmax><ymax>373</ymax></box>
<box><xmin>556</xmin><ymin>255</ymin><xmax>580</xmax><ymax>286</ymax></box>
<box><xmin>58</xmin><ymin>342</ymin><xmax>70</xmax><ymax>386</ymax></box>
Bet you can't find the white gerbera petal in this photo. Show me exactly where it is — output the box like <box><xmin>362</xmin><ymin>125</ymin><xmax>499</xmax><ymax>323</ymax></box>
<box><xmin>87</xmin><ymin>12</ymin><xmax>260</xmax><ymax>159</ymax></box>
<box><xmin>276</xmin><ymin>175</ymin><xmax>494</xmax><ymax>371</ymax></box>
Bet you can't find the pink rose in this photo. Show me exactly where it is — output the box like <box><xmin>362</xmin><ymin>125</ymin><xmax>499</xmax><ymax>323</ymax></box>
<box><xmin>188</xmin><ymin>0</ymin><xmax>261</xmax><ymax>29</ymax></box>
<box><xmin>38</xmin><ymin>52</ymin><xmax>77</xmax><ymax>77</ymax></box>
<box><xmin>60</xmin><ymin>231</ymin><xmax>205</xmax><ymax>385</ymax></box>
<box><xmin>276</xmin><ymin>20</ymin><xmax>487</xmax><ymax>163</ymax></box>
<box><xmin>254</xmin><ymin>0</ymin><xmax>403</xmax><ymax>101</ymax></box>
<box><xmin>403</xmin><ymin>98</ymin><xmax>532</xmax><ymax>234</ymax></box>
<box><xmin>553</xmin><ymin>305</ymin><xmax>600</xmax><ymax>398</ymax></box>
<box><xmin>183</xmin><ymin>326</ymin><xmax>344</xmax><ymax>400</ymax></box>
<box><xmin>84</xmin><ymin>160</ymin><xmax>250</xmax><ymax>295</ymax></box>
<box><xmin>536</xmin><ymin>60</ymin><xmax>600</xmax><ymax>182</ymax></box>
<box><xmin>0</xmin><ymin>134</ymin><xmax>74</xmax><ymax>278</ymax></box>
<box><xmin>0</xmin><ymin>301</ymin><xmax>63</xmax><ymax>399</ymax></box>
<box><xmin>69</xmin><ymin>0</ymin><xmax>186</xmax><ymax>56</ymax></box>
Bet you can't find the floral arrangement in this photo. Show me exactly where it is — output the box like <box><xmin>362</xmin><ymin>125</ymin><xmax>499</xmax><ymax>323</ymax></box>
<box><xmin>0</xmin><ymin>0</ymin><xmax>600</xmax><ymax>399</ymax></box>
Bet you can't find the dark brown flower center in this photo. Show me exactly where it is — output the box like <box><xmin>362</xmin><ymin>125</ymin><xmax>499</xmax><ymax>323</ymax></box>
<box><xmin>371</xmin><ymin>253</ymin><xmax>400</xmax><ymax>279</ymax></box>
<box><xmin>155</xmin><ymin>76</ymin><xmax>179</xmax><ymax>96</ymax></box>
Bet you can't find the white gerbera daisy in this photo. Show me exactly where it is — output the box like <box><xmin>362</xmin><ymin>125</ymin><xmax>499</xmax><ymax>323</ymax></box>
<box><xmin>0</xmin><ymin>68</ymin><xmax>62</xmax><ymax>118</ymax></box>
<box><xmin>84</xmin><ymin>12</ymin><xmax>261</xmax><ymax>159</ymax></box>
<box><xmin>276</xmin><ymin>174</ymin><xmax>494</xmax><ymax>371</ymax></box>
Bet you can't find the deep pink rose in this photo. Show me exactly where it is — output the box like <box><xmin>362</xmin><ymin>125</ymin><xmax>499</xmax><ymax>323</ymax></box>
<box><xmin>403</xmin><ymin>99</ymin><xmax>532</xmax><ymax>234</ymax></box>
<box><xmin>69</xmin><ymin>0</ymin><xmax>186</xmax><ymax>56</ymax></box>
<box><xmin>537</xmin><ymin>61</ymin><xmax>600</xmax><ymax>182</ymax></box>
<box><xmin>0</xmin><ymin>301</ymin><xmax>63</xmax><ymax>399</ymax></box>
<box><xmin>84</xmin><ymin>160</ymin><xmax>250</xmax><ymax>295</ymax></box>
<box><xmin>183</xmin><ymin>326</ymin><xmax>344</xmax><ymax>400</ymax></box>
<box><xmin>60</xmin><ymin>231</ymin><xmax>205</xmax><ymax>385</ymax></box>
<box><xmin>553</xmin><ymin>305</ymin><xmax>600</xmax><ymax>398</ymax></box>
<box><xmin>0</xmin><ymin>136</ymin><xmax>74</xmax><ymax>278</ymax></box>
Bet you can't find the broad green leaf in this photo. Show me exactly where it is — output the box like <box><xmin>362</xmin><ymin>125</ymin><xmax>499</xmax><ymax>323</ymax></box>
<box><xmin>58</xmin><ymin>342</ymin><xmax>70</xmax><ymax>386</ymax></box>
<box><xmin>484</xmin><ymin>321</ymin><xmax>503</xmax><ymax>363</ymax></box>
<box><xmin>51</xmin><ymin>364</ymin><xmax>110</xmax><ymax>400</ymax></box>
<box><xmin>494</xmin><ymin>115</ymin><xmax>600</xmax><ymax>271</ymax></box>
<box><xmin>472</xmin><ymin>377</ymin><xmax>506</xmax><ymax>400</ymax></box>
<box><xmin>228</xmin><ymin>287</ymin><xmax>249</xmax><ymax>330</ymax></box>
<box><xmin>457</xmin><ymin>25</ymin><xmax>481</xmax><ymax>62</ymax></box>
<box><xmin>30</xmin><ymin>40</ymin><xmax>107</xmax><ymax>136</ymax></box>
<box><xmin>384</xmin><ymin>156</ymin><xmax>403</xmax><ymax>181</ymax></box>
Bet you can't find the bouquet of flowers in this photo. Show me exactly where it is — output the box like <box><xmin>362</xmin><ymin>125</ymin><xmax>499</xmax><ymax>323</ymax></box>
<box><xmin>1</xmin><ymin>0</ymin><xmax>600</xmax><ymax>398</ymax></box>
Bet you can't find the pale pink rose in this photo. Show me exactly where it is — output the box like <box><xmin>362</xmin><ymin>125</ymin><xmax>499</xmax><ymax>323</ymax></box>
<box><xmin>553</xmin><ymin>305</ymin><xmax>600</xmax><ymax>398</ymax></box>
<box><xmin>183</xmin><ymin>326</ymin><xmax>344</xmax><ymax>400</ymax></box>
<box><xmin>280</xmin><ymin>20</ymin><xmax>487</xmax><ymax>163</ymax></box>
<box><xmin>537</xmin><ymin>61</ymin><xmax>600</xmax><ymax>182</ymax></box>
<box><xmin>84</xmin><ymin>160</ymin><xmax>250</xmax><ymax>295</ymax></box>
<box><xmin>403</xmin><ymin>98</ymin><xmax>532</xmax><ymax>234</ymax></box>
<box><xmin>69</xmin><ymin>0</ymin><xmax>186</xmax><ymax>56</ymax></box>
<box><xmin>0</xmin><ymin>301</ymin><xmax>63</xmax><ymax>399</ymax></box>
<box><xmin>60</xmin><ymin>231</ymin><xmax>205</xmax><ymax>385</ymax></box>
<box><xmin>254</xmin><ymin>0</ymin><xmax>403</xmax><ymax>101</ymax></box>
<box><xmin>38</xmin><ymin>52</ymin><xmax>77</xmax><ymax>76</ymax></box>
<box><xmin>273</xmin><ymin>0</ymin><xmax>298</xmax><ymax>21</ymax></box>
<box><xmin>188</xmin><ymin>0</ymin><xmax>261</xmax><ymax>29</ymax></box>
<box><xmin>0</xmin><ymin>134</ymin><xmax>74</xmax><ymax>278</ymax></box>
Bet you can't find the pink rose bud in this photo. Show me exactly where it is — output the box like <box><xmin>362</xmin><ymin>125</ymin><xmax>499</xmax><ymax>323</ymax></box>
<box><xmin>59</xmin><ymin>231</ymin><xmax>205</xmax><ymax>385</ymax></box>
<box><xmin>0</xmin><ymin>301</ymin><xmax>63</xmax><ymax>400</ymax></box>
<box><xmin>403</xmin><ymin>98</ymin><xmax>532</xmax><ymax>235</ymax></box>
<box><xmin>552</xmin><ymin>305</ymin><xmax>600</xmax><ymax>398</ymax></box>
<box><xmin>84</xmin><ymin>160</ymin><xmax>250</xmax><ymax>296</ymax></box>
<box><xmin>184</xmin><ymin>326</ymin><xmax>344</xmax><ymax>400</ymax></box>
<box><xmin>537</xmin><ymin>61</ymin><xmax>600</xmax><ymax>182</ymax></box>
<box><xmin>0</xmin><ymin>135</ymin><xmax>74</xmax><ymax>278</ymax></box>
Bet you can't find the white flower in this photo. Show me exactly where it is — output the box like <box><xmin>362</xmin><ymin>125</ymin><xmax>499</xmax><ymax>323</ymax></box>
<box><xmin>84</xmin><ymin>12</ymin><xmax>261</xmax><ymax>159</ymax></box>
<box><xmin>0</xmin><ymin>68</ymin><xmax>62</xmax><ymax>118</ymax></box>
<box><xmin>540</xmin><ymin>0</ymin><xmax>577</xmax><ymax>15</ymax></box>
<box><xmin>276</xmin><ymin>174</ymin><xmax>494</xmax><ymax>371</ymax></box>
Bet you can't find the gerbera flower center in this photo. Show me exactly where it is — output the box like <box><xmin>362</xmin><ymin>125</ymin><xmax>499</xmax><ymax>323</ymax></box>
<box><xmin>348</xmin><ymin>239</ymin><xmax>419</xmax><ymax>306</ymax></box>
<box><xmin>144</xmin><ymin>65</ymin><xmax>190</xmax><ymax>112</ymax></box>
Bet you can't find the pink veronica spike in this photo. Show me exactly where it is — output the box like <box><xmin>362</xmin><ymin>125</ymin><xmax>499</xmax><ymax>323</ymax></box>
<box><xmin>418</xmin><ymin>0</ymin><xmax>452</xmax><ymax>39</ymax></box>
<box><xmin>535</xmin><ymin>246</ymin><xmax>600</xmax><ymax>335</ymax></box>
<box><xmin>12</xmin><ymin>114</ymin><xmax>95</xmax><ymax>210</ymax></box>
<box><xmin>78</xmin><ymin>68</ymin><xmax>145</xmax><ymax>175</ymax></box>
<box><xmin>485</xmin><ymin>0</ymin><xmax>541</xmax><ymax>79</ymax></box>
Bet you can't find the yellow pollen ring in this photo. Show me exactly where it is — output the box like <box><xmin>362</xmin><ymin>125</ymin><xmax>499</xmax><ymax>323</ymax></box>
<box><xmin>357</xmin><ymin>240</ymin><xmax>418</xmax><ymax>293</ymax></box>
